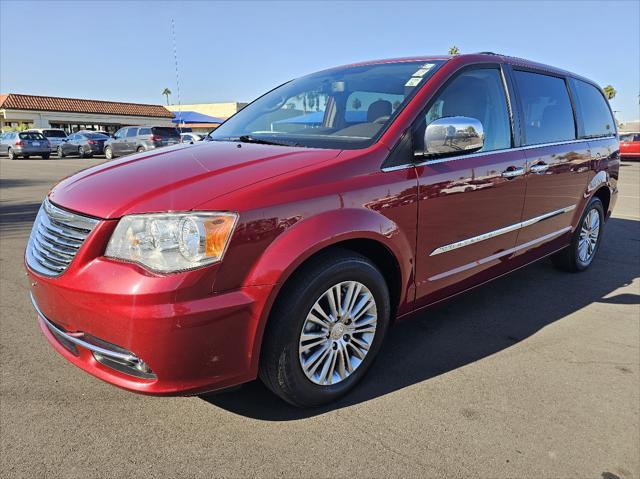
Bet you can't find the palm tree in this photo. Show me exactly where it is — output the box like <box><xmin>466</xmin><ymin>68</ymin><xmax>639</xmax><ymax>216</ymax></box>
<box><xmin>162</xmin><ymin>88</ymin><xmax>172</xmax><ymax>105</ymax></box>
<box><xmin>448</xmin><ymin>46</ymin><xmax>460</xmax><ymax>55</ymax></box>
<box><xmin>603</xmin><ymin>85</ymin><xmax>617</xmax><ymax>100</ymax></box>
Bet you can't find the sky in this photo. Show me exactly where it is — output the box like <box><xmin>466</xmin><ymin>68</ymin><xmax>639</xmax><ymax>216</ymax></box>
<box><xmin>1</xmin><ymin>0</ymin><xmax>639</xmax><ymax>123</ymax></box>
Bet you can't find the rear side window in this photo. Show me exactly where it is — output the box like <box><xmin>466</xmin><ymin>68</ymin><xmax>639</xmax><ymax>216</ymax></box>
<box><xmin>126</xmin><ymin>128</ymin><xmax>138</xmax><ymax>138</ymax></box>
<box><xmin>569</xmin><ymin>78</ymin><xmax>615</xmax><ymax>138</ymax></box>
<box><xmin>514</xmin><ymin>71</ymin><xmax>575</xmax><ymax>145</ymax></box>
<box><xmin>151</xmin><ymin>127</ymin><xmax>180</xmax><ymax>138</ymax></box>
<box><xmin>138</xmin><ymin>127</ymin><xmax>151</xmax><ymax>135</ymax></box>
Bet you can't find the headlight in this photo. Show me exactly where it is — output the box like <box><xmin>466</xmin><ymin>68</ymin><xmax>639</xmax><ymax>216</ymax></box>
<box><xmin>105</xmin><ymin>212</ymin><xmax>238</xmax><ymax>273</ymax></box>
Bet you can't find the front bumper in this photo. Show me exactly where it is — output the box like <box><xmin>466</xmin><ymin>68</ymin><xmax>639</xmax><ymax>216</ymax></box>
<box><xmin>27</xmin><ymin>257</ymin><xmax>274</xmax><ymax>395</ymax></box>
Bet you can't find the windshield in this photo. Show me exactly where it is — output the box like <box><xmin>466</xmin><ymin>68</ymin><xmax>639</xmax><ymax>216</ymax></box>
<box><xmin>210</xmin><ymin>60</ymin><xmax>445</xmax><ymax>149</ymax></box>
<box><xmin>152</xmin><ymin>127</ymin><xmax>180</xmax><ymax>138</ymax></box>
<box><xmin>42</xmin><ymin>130</ymin><xmax>67</xmax><ymax>138</ymax></box>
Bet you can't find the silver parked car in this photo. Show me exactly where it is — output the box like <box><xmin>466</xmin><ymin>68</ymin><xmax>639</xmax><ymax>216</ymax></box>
<box><xmin>0</xmin><ymin>131</ymin><xmax>51</xmax><ymax>159</ymax></box>
<box><xmin>25</xmin><ymin>128</ymin><xmax>67</xmax><ymax>152</ymax></box>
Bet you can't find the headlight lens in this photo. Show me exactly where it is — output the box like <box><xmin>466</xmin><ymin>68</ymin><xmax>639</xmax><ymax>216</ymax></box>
<box><xmin>105</xmin><ymin>212</ymin><xmax>238</xmax><ymax>273</ymax></box>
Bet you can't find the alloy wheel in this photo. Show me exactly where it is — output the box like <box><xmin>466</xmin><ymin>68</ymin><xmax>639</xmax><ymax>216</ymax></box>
<box><xmin>298</xmin><ymin>281</ymin><xmax>377</xmax><ymax>386</ymax></box>
<box><xmin>578</xmin><ymin>208</ymin><xmax>600</xmax><ymax>263</ymax></box>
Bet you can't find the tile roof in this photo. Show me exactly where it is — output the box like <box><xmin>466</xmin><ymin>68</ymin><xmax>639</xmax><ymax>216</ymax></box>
<box><xmin>0</xmin><ymin>93</ymin><xmax>174</xmax><ymax>118</ymax></box>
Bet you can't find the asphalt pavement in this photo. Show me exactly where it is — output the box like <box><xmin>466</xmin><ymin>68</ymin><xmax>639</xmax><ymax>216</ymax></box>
<box><xmin>1</xmin><ymin>156</ymin><xmax>638</xmax><ymax>478</ymax></box>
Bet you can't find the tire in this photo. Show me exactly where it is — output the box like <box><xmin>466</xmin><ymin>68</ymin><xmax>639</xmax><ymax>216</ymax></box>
<box><xmin>259</xmin><ymin>249</ymin><xmax>390</xmax><ymax>407</ymax></box>
<box><xmin>42</xmin><ymin>153</ymin><xmax>50</xmax><ymax>159</ymax></box>
<box><xmin>104</xmin><ymin>146</ymin><xmax>113</xmax><ymax>160</ymax></box>
<box><xmin>137</xmin><ymin>146</ymin><xmax>145</xmax><ymax>153</ymax></box>
<box><xmin>57</xmin><ymin>146</ymin><xmax>65</xmax><ymax>158</ymax></box>
<box><xmin>78</xmin><ymin>146</ymin><xmax>85</xmax><ymax>158</ymax></box>
<box><xmin>8</xmin><ymin>148</ymin><xmax>16</xmax><ymax>160</ymax></box>
<box><xmin>552</xmin><ymin>197</ymin><xmax>604</xmax><ymax>272</ymax></box>
<box><xmin>23</xmin><ymin>155</ymin><xmax>30</xmax><ymax>159</ymax></box>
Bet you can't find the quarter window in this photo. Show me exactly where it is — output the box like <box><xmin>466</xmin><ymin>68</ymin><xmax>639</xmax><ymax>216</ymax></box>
<box><xmin>420</xmin><ymin>68</ymin><xmax>512</xmax><ymax>152</ymax></box>
<box><xmin>513</xmin><ymin>71</ymin><xmax>576</xmax><ymax>145</ymax></box>
<box><xmin>569</xmin><ymin>78</ymin><xmax>615</xmax><ymax>138</ymax></box>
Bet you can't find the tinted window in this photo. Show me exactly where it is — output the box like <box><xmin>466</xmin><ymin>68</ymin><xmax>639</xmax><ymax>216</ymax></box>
<box><xmin>421</xmin><ymin>68</ymin><xmax>512</xmax><ymax>152</ymax></box>
<box><xmin>85</xmin><ymin>133</ymin><xmax>108</xmax><ymax>139</ymax></box>
<box><xmin>151</xmin><ymin>127</ymin><xmax>180</xmax><ymax>138</ymax></box>
<box><xmin>42</xmin><ymin>130</ymin><xmax>67</xmax><ymax>138</ymax></box>
<box><xmin>138</xmin><ymin>127</ymin><xmax>151</xmax><ymax>135</ymax></box>
<box><xmin>570</xmin><ymin>79</ymin><xmax>615</xmax><ymax>138</ymax></box>
<box><xmin>19</xmin><ymin>132</ymin><xmax>46</xmax><ymax>140</ymax></box>
<box><xmin>126</xmin><ymin>128</ymin><xmax>138</xmax><ymax>138</ymax></box>
<box><xmin>514</xmin><ymin>71</ymin><xmax>575</xmax><ymax>145</ymax></box>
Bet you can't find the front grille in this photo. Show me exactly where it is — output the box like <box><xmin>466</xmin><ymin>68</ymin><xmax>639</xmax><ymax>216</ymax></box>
<box><xmin>26</xmin><ymin>198</ymin><xmax>98</xmax><ymax>277</ymax></box>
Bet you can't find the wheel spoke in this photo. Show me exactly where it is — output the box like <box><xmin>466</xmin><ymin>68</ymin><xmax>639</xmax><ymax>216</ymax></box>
<box><xmin>299</xmin><ymin>280</ymin><xmax>377</xmax><ymax>386</ymax></box>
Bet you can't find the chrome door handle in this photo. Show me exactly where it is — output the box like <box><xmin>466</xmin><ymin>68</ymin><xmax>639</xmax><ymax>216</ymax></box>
<box><xmin>530</xmin><ymin>163</ymin><xmax>549</xmax><ymax>174</ymax></box>
<box><xmin>502</xmin><ymin>167</ymin><xmax>525</xmax><ymax>178</ymax></box>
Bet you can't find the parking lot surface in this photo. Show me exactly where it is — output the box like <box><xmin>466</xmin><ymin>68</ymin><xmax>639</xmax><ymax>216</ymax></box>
<box><xmin>1</xmin><ymin>156</ymin><xmax>638</xmax><ymax>478</ymax></box>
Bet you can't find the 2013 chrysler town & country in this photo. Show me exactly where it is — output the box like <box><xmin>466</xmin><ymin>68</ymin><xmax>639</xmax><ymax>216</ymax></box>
<box><xmin>26</xmin><ymin>53</ymin><xmax>619</xmax><ymax>407</ymax></box>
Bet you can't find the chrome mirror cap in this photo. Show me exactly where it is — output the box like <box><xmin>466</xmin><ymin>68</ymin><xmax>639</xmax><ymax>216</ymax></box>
<box><xmin>421</xmin><ymin>116</ymin><xmax>484</xmax><ymax>157</ymax></box>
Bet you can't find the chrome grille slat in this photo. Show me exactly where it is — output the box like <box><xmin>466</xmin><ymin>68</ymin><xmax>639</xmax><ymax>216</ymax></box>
<box><xmin>26</xmin><ymin>198</ymin><xmax>98</xmax><ymax>277</ymax></box>
<box><xmin>37</xmin><ymin>224</ymin><xmax>82</xmax><ymax>248</ymax></box>
<box><xmin>33</xmin><ymin>234</ymin><xmax>75</xmax><ymax>263</ymax></box>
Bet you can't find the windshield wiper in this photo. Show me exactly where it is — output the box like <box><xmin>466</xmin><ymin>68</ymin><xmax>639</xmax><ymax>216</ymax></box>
<box><xmin>236</xmin><ymin>135</ymin><xmax>292</xmax><ymax>146</ymax></box>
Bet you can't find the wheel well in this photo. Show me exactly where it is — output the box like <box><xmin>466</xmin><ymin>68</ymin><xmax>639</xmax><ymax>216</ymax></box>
<box><xmin>593</xmin><ymin>186</ymin><xmax>611</xmax><ymax>216</ymax></box>
<box><xmin>280</xmin><ymin>238</ymin><xmax>402</xmax><ymax>319</ymax></box>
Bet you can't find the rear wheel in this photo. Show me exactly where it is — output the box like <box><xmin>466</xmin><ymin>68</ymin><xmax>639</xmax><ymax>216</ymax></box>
<box><xmin>259</xmin><ymin>249</ymin><xmax>390</xmax><ymax>407</ymax></box>
<box><xmin>8</xmin><ymin>148</ymin><xmax>16</xmax><ymax>160</ymax></box>
<box><xmin>41</xmin><ymin>153</ymin><xmax>50</xmax><ymax>159</ymax></box>
<box><xmin>137</xmin><ymin>146</ymin><xmax>145</xmax><ymax>153</ymax></box>
<box><xmin>104</xmin><ymin>146</ymin><xmax>113</xmax><ymax>160</ymax></box>
<box><xmin>78</xmin><ymin>146</ymin><xmax>85</xmax><ymax>158</ymax></box>
<box><xmin>552</xmin><ymin>197</ymin><xmax>604</xmax><ymax>272</ymax></box>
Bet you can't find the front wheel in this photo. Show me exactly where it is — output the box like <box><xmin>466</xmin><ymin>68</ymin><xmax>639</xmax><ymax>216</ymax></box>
<box><xmin>552</xmin><ymin>197</ymin><xmax>604</xmax><ymax>272</ymax></box>
<box><xmin>78</xmin><ymin>146</ymin><xmax>85</xmax><ymax>158</ymax></box>
<box><xmin>259</xmin><ymin>249</ymin><xmax>390</xmax><ymax>407</ymax></box>
<box><xmin>42</xmin><ymin>153</ymin><xmax>50</xmax><ymax>159</ymax></box>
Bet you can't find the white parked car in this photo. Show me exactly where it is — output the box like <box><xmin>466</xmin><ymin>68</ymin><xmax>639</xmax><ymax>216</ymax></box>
<box><xmin>180</xmin><ymin>132</ymin><xmax>204</xmax><ymax>144</ymax></box>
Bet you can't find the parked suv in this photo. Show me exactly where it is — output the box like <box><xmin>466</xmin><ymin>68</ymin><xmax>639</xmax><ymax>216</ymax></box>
<box><xmin>25</xmin><ymin>54</ymin><xmax>619</xmax><ymax>407</ymax></box>
<box><xmin>0</xmin><ymin>131</ymin><xmax>50</xmax><ymax>159</ymax></box>
<box><xmin>25</xmin><ymin>128</ymin><xmax>68</xmax><ymax>153</ymax></box>
<box><xmin>104</xmin><ymin>126</ymin><xmax>180</xmax><ymax>159</ymax></box>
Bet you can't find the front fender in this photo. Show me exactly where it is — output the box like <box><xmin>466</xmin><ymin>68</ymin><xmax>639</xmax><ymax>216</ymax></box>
<box><xmin>243</xmin><ymin>207</ymin><xmax>414</xmax><ymax>300</ymax></box>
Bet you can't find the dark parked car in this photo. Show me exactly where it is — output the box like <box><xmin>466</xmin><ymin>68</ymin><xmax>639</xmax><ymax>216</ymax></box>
<box><xmin>104</xmin><ymin>126</ymin><xmax>181</xmax><ymax>159</ymax></box>
<box><xmin>0</xmin><ymin>131</ymin><xmax>50</xmax><ymax>159</ymax></box>
<box><xmin>26</xmin><ymin>53</ymin><xmax>619</xmax><ymax>407</ymax></box>
<box><xmin>57</xmin><ymin>131</ymin><xmax>110</xmax><ymax>158</ymax></box>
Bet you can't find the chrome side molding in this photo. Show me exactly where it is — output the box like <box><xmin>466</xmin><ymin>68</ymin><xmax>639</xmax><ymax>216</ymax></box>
<box><xmin>429</xmin><ymin>204</ymin><xmax>576</xmax><ymax>256</ymax></box>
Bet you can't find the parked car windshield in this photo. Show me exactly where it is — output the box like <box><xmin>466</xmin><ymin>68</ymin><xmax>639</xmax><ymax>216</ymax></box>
<box><xmin>210</xmin><ymin>60</ymin><xmax>445</xmax><ymax>149</ymax></box>
<box><xmin>151</xmin><ymin>127</ymin><xmax>180</xmax><ymax>137</ymax></box>
<box><xmin>42</xmin><ymin>130</ymin><xmax>67</xmax><ymax>138</ymax></box>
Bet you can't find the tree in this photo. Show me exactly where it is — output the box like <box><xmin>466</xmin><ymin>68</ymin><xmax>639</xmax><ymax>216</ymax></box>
<box><xmin>603</xmin><ymin>85</ymin><xmax>617</xmax><ymax>100</ymax></box>
<box><xmin>162</xmin><ymin>88</ymin><xmax>172</xmax><ymax>105</ymax></box>
<box><xmin>448</xmin><ymin>46</ymin><xmax>460</xmax><ymax>55</ymax></box>
<box><xmin>351</xmin><ymin>97</ymin><xmax>362</xmax><ymax>110</ymax></box>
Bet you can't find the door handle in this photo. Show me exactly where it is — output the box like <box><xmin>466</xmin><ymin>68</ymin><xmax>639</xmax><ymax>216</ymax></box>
<box><xmin>530</xmin><ymin>163</ymin><xmax>549</xmax><ymax>174</ymax></box>
<box><xmin>501</xmin><ymin>167</ymin><xmax>525</xmax><ymax>178</ymax></box>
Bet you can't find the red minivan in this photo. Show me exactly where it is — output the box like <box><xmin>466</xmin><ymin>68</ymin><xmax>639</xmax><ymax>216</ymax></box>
<box><xmin>26</xmin><ymin>53</ymin><xmax>619</xmax><ymax>406</ymax></box>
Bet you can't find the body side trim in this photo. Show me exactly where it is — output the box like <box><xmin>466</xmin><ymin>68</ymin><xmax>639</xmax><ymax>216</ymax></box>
<box><xmin>429</xmin><ymin>204</ymin><xmax>576</xmax><ymax>256</ymax></box>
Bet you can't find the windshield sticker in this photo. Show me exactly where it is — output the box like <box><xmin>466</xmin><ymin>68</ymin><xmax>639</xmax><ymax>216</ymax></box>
<box><xmin>405</xmin><ymin>77</ymin><xmax>422</xmax><ymax>87</ymax></box>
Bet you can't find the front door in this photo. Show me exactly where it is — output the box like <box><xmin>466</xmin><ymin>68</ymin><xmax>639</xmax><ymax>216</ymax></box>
<box><xmin>413</xmin><ymin>65</ymin><xmax>527</xmax><ymax>307</ymax></box>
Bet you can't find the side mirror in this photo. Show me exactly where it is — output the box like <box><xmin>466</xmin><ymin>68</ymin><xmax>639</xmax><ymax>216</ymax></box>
<box><xmin>420</xmin><ymin>116</ymin><xmax>484</xmax><ymax>157</ymax></box>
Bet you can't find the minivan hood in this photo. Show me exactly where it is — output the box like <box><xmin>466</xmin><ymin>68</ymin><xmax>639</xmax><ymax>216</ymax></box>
<box><xmin>49</xmin><ymin>141</ymin><xmax>342</xmax><ymax>219</ymax></box>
